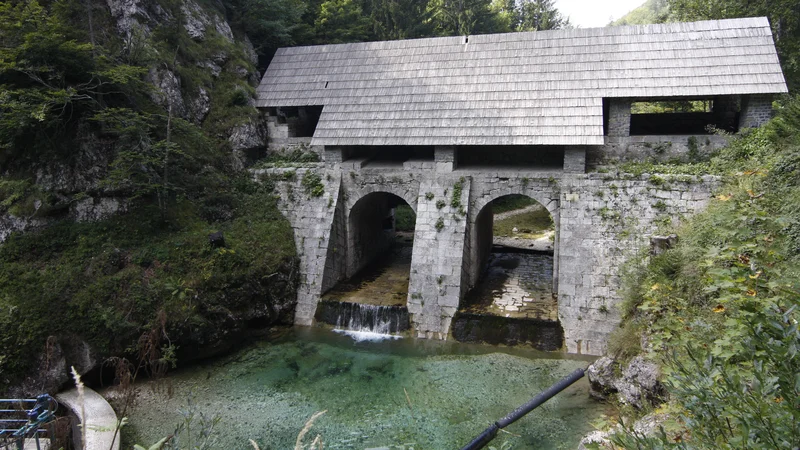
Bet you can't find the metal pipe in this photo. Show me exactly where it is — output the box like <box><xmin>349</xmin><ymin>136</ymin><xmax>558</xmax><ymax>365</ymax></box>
<box><xmin>460</xmin><ymin>367</ymin><xmax>586</xmax><ymax>450</ymax></box>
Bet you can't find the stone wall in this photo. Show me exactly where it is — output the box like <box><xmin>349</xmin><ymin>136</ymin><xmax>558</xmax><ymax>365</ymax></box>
<box><xmin>739</xmin><ymin>94</ymin><xmax>774</xmax><ymax>129</ymax></box>
<box><xmin>258</xmin><ymin>164</ymin><xmax>719</xmax><ymax>355</ymax></box>
<box><xmin>406</xmin><ymin>175</ymin><xmax>471</xmax><ymax>338</ymax></box>
<box><xmin>596</xmin><ymin>134</ymin><xmax>729</xmax><ymax>164</ymax></box>
<box><xmin>557</xmin><ymin>172</ymin><xmax>720</xmax><ymax>354</ymax></box>
<box><xmin>253</xmin><ymin>167</ymin><xmax>342</xmax><ymax>326</ymax></box>
<box><xmin>607</xmin><ymin>98</ymin><xmax>632</xmax><ymax>136</ymax></box>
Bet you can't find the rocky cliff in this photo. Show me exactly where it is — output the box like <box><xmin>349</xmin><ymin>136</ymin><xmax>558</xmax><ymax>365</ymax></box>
<box><xmin>0</xmin><ymin>0</ymin><xmax>297</xmax><ymax>396</ymax></box>
<box><xmin>0</xmin><ymin>0</ymin><xmax>268</xmax><ymax>241</ymax></box>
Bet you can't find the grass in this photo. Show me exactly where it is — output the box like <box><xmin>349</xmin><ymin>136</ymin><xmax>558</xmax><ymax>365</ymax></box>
<box><xmin>493</xmin><ymin>206</ymin><xmax>553</xmax><ymax>238</ymax></box>
<box><xmin>394</xmin><ymin>204</ymin><xmax>416</xmax><ymax>232</ymax></box>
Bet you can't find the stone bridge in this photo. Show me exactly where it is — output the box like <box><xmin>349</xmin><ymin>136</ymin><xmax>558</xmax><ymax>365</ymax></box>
<box><xmin>255</xmin><ymin>150</ymin><xmax>719</xmax><ymax>355</ymax></box>
<box><xmin>253</xmin><ymin>18</ymin><xmax>785</xmax><ymax>354</ymax></box>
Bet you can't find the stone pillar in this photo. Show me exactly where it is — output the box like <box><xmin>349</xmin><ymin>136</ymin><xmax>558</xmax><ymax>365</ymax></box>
<box><xmin>271</xmin><ymin>170</ymin><xmax>343</xmax><ymax>326</ymax></box>
<box><xmin>323</xmin><ymin>146</ymin><xmax>352</xmax><ymax>163</ymax></box>
<box><xmin>434</xmin><ymin>146</ymin><xmax>458</xmax><ymax>172</ymax></box>
<box><xmin>739</xmin><ymin>94</ymin><xmax>774</xmax><ymax>129</ymax></box>
<box><xmin>607</xmin><ymin>98</ymin><xmax>631</xmax><ymax>137</ymax></box>
<box><xmin>563</xmin><ymin>148</ymin><xmax>586</xmax><ymax>173</ymax></box>
<box><xmin>407</xmin><ymin>175</ymin><xmax>471</xmax><ymax>339</ymax></box>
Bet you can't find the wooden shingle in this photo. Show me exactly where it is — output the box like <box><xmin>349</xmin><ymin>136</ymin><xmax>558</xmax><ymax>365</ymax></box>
<box><xmin>256</xmin><ymin>18</ymin><xmax>787</xmax><ymax>146</ymax></box>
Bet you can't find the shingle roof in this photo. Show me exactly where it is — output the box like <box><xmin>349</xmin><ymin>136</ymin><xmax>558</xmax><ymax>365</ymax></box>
<box><xmin>256</xmin><ymin>17</ymin><xmax>788</xmax><ymax>146</ymax></box>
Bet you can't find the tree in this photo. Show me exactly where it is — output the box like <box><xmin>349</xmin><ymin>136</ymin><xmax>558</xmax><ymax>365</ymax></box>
<box><xmin>314</xmin><ymin>0</ymin><xmax>373</xmax><ymax>43</ymax></box>
<box><xmin>426</xmin><ymin>0</ymin><xmax>501</xmax><ymax>36</ymax></box>
<box><xmin>0</xmin><ymin>0</ymin><xmax>146</xmax><ymax>169</ymax></box>
<box><xmin>224</xmin><ymin>0</ymin><xmax>307</xmax><ymax>63</ymax></box>
<box><xmin>611</xmin><ymin>0</ymin><xmax>670</xmax><ymax>26</ymax></box>
<box><xmin>363</xmin><ymin>0</ymin><xmax>435</xmax><ymax>40</ymax></box>
<box><xmin>516</xmin><ymin>0</ymin><xmax>570</xmax><ymax>32</ymax></box>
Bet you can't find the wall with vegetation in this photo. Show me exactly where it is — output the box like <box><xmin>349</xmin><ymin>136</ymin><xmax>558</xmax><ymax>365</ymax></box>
<box><xmin>599</xmin><ymin>95</ymin><xmax>800</xmax><ymax>449</ymax></box>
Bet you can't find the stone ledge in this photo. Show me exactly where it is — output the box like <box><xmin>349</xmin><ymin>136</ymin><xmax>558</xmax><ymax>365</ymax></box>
<box><xmin>56</xmin><ymin>387</ymin><xmax>120</xmax><ymax>450</ymax></box>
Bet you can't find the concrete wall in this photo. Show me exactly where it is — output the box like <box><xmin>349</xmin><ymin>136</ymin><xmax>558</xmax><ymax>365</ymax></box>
<box><xmin>257</xmin><ymin>164</ymin><xmax>719</xmax><ymax>355</ymax></box>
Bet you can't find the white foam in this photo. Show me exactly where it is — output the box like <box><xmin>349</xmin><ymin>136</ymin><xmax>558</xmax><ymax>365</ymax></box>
<box><xmin>334</xmin><ymin>329</ymin><xmax>403</xmax><ymax>342</ymax></box>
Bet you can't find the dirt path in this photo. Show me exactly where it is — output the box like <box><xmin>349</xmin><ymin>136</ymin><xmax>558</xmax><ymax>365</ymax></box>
<box><xmin>494</xmin><ymin>232</ymin><xmax>554</xmax><ymax>252</ymax></box>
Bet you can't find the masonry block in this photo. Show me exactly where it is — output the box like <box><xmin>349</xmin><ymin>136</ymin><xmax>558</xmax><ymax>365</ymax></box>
<box><xmin>564</xmin><ymin>148</ymin><xmax>586</xmax><ymax>173</ymax></box>
<box><xmin>739</xmin><ymin>94</ymin><xmax>774</xmax><ymax>129</ymax></box>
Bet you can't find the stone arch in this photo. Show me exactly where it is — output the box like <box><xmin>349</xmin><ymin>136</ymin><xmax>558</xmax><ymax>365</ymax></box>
<box><xmin>345</xmin><ymin>184</ymin><xmax>419</xmax><ymax>215</ymax></box>
<box><xmin>470</xmin><ymin>188</ymin><xmax>559</xmax><ymax>223</ymax></box>
<box><xmin>466</xmin><ymin>186</ymin><xmax>560</xmax><ymax>294</ymax></box>
<box><xmin>345</xmin><ymin>190</ymin><xmax>416</xmax><ymax>279</ymax></box>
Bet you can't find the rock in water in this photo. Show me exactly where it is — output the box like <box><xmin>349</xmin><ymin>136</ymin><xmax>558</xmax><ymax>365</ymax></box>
<box><xmin>587</xmin><ymin>355</ymin><xmax>666</xmax><ymax>408</ymax></box>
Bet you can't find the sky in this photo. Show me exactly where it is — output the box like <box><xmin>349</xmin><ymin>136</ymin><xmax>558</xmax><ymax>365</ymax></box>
<box><xmin>555</xmin><ymin>0</ymin><xmax>647</xmax><ymax>28</ymax></box>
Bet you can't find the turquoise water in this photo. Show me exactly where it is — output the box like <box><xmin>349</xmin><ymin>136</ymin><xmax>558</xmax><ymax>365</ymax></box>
<box><xmin>122</xmin><ymin>328</ymin><xmax>606</xmax><ymax>449</ymax></box>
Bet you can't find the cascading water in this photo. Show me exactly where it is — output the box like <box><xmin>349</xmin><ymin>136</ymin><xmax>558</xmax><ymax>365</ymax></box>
<box><xmin>315</xmin><ymin>300</ymin><xmax>410</xmax><ymax>341</ymax></box>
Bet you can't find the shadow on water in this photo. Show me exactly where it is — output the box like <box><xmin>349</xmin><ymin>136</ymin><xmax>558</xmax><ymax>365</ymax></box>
<box><xmin>323</xmin><ymin>237</ymin><xmax>413</xmax><ymax>307</ymax></box>
<box><xmin>462</xmin><ymin>250</ymin><xmax>556</xmax><ymax>321</ymax></box>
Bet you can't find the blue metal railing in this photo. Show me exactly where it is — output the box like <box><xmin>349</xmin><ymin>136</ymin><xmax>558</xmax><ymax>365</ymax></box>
<box><xmin>0</xmin><ymin>395</ymin><xmax>57</xmax><ymax>450</ymax></box>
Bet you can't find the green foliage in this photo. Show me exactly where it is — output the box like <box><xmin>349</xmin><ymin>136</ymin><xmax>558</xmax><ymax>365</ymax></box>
<box><xmin>0</xmin><ymin>0</ymin><xmax>149</xmax><ymax>168</ymax></box>
<box><xmin>435</xmin><ymin>217</ymin><xmax>445</xmax><ymax>232</ymax></box>
<box><xmin>0</xmin><ymin>179</ymin><xmax>296</xmax><ymax>389</ymax></box>
<box><xmin>450</xmin><ymin>177</ymin><xmax>465</xmax><ymax>208</ymax></box>
<box><xmin>631</xmin><ymin>100</ymin><xmax>711</xmax><ymax>114</ymax></box>
<box><xmin>315</xmin><ymin>0</ymin><xmax>372</xmax><ymax>43</ymax></box>
<box><xmin>516</xmin><ymin>0</ymin><xmax>570</xmax><ymax>31</ymax></box>
<box><xmin>252</xmin><ymin>149</ymin><xmax>321</xmax><ymax>168</ymax></box>
<box><xmin>363</xmin><ymin>0</ymin><xmax>434</xmax><ymax>40</ymax></box>
<box><xmin>394</xmin><ymin>204</ymin><xmax>416</xmax><ymax>231</ymax></box>
<box><xmin>612</xmin><ymin>95</ymin><xmax>800</xmax><ymax>447</ymax></box>
<box><xmin>226</xmin><ymin>0</ymin><xmax>307</xmax><ymax>59</ymax></box>
<box><xmin>301</xmin><ymin>171</ymin><xmax>325</xmax><ymax>197</ymax></box>
<box><xmin>686</xmin><ymin>136</ymin><xmax>700</xmax><ymax>162</ymax></box>
<box><xmin>611</xmin><ymin>0</ymin><xmax>670</xmax><ymax>25</ymax></box>
<box><xmin>436</xmin><ymin>199</ymin><xmax>446</xmax><ymax>209</ymax></box>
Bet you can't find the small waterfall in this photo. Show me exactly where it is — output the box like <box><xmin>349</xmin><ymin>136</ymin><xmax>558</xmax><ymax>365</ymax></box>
<box><xmin>316</xmin><ymin>301</ymin><xmax>409</xmax><ymax>341</ymax></box>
